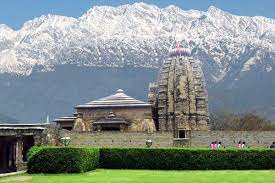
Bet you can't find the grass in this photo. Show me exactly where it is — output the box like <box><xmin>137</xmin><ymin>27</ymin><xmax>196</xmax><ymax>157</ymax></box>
<box><xmin>1</xmin><ymin>169</ymin><xmax>275</xmax><ymax>183</ymax></box>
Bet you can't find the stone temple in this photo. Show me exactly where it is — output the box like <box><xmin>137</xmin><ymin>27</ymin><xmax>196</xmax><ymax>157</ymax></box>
<box><xmin>54</xmin><ymin>89</ymin><xmax>155</xmax><ymax>132</ymax></box>
<box><xmin>148</xmin><ymin>44</ymin><xmax>209</xmax><ymax>138</ymax></box>
<box><xmin>54</xmin><ymin>44</ymin><xmax>209</xmax><ymax>136</ymax></box>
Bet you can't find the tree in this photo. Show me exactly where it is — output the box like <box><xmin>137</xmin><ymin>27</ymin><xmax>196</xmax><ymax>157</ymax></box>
<box><xmin>210</xmin><ymin>112</ymin><xmax>275</xmax><ymax>131</ymax></box>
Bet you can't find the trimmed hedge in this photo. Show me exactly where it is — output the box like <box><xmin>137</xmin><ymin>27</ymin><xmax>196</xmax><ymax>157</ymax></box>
<box><xmin>27</xmin><ymin>146</ymin><xmax>43</xmax><ymax>162</ymax></box>
<box><xmin>27</xmin><ymin>147</ymin><xmax>275</xmax><ymax>172</ymax></box>
<box><xmin>99</xmin><ymin>148</ymin><xmax>275</xmax><ymax>170</ymax></box>
<box><xmin>27</xmin><ymin>147</ymin><xmax>99</xmax><ymax>173</ymax></box>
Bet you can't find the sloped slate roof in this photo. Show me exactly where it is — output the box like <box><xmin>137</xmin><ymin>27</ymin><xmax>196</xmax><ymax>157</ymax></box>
<box><xmin>75</xmin><ymin>89</ymin><xmax>151</xmax><ymax>108</ymax></box>
<box><xmin>53</xmin><ymin>116</ymin><xmax>76</xmax><ymax>122</ymax></box>
<box><xmin>0</xmin><ymin>123</ymin><xmax>48</xmax><ymax>130</ymax></box>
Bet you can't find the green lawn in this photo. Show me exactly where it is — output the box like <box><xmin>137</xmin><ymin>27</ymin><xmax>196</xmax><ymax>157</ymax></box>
<box><xmin>1</xmin><ymin>169</ymin><xmax>275</xmax><ymax>183</ymax></box>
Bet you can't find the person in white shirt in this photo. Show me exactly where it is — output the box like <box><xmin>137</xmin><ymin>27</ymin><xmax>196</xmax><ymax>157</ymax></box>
<box><xmin>217</xmin><ymin>141</ymin><xmax>222</xmax><ymax>148</ymax></box>
<box><xmin>241</xmin><ymin>141</ymin><xmax>246</xmax><ymax>148</ymax></box>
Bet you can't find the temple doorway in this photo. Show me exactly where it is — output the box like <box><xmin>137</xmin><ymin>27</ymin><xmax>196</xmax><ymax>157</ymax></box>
<box><xmin>101</xmin><ymin>126</ymin><xmax>121</xmax><ymax>131</ymax></box>
<box><xmin>22</xmin><ymin>135</ymin><xmax>34</xmax><ymax>162</ymax></box>
<box><xmin>0</xmin><ymin>136</ymin><xmax>16</xmax><ymax>173</ymax></box>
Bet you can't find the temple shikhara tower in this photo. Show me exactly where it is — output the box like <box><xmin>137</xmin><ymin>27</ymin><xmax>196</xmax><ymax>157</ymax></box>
<box><xmin>148</xmin><ymin>43</ymin><xmax>209</xmax><ymax>138</ymax></box>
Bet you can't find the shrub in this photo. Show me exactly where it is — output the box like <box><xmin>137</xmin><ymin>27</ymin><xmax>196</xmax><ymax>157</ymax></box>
<box><xmin>27</xmin><ymin>146</ymin><xmax>44</xmax><ymax>162</ymax></box>
<box><xmin>27</xmin><ymin>147</ymin><xmax>275</xmax><ymax>172</ymax></box>
<box><xmin>99</xmin><ymin>148</ymin><xmax>275</xmax><ymax>170</ymax></box>
<box><xmin>27</xmin><ymin>147</ymin><xmax>99</xmax><ymax>173</ymax></box>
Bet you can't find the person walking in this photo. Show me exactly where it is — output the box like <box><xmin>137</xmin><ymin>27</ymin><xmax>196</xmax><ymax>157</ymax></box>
<box><xmin>210</xmin><ymin>142</ymin><xmax>215</xmax><ymax>149</ymax></box>
<box><xmin>238</xmin><ymin>141</ymin><xmax>242</xmax><ymax>148</ymax></box>
<box><xmin>214</xmin><ymin>141</ymin><xmax>218</xmax><ymax>149</ymax></box>
<box><xmin>241</xmin><ymin>141</ymin><xmax>246</xmax><ymax>149</ymax></box>
<box><xmin>217</xmin><ymin>141</ymin><xmax>222</xmax><ymax>148</ymax></box>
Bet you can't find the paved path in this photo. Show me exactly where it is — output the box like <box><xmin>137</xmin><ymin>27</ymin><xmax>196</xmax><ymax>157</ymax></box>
<box><xmin>0</xmin><ymin>170</ymin><xmax>26</xmax><ymax>178</ymax></box>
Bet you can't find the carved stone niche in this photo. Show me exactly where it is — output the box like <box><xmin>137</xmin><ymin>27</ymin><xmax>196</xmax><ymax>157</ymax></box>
<box><xmin>73</xmin><ymin>113</ymin><xmax>86</xmax><ymax>132</ymax></box>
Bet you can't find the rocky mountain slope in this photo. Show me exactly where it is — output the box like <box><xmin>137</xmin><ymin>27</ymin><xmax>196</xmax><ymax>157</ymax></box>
<box><xmin>0</xmin><ymin>3</ymin><xmax>275</xmax><ymax>121</ymax></box>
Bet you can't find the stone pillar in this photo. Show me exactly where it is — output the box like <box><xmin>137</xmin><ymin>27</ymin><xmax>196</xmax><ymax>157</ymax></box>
<box><xmin>33</xmin><ymin>134</ymin><xmax>42</xmax><ymax>146</ymax></box>
<box><xmin>15</xmin><ymin>136</ymin><xmax>24</xmax><ymax>171</ymax></box>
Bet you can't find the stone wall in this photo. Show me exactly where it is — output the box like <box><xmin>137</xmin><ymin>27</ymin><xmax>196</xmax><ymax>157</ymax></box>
<box><xmin>60</xmin><ymin>131</ymin><xmax>173</xmax><ymax>147</ymax></box>
<box><xmin>59</xmin><ymin>130</ymin><xmax>275</xmax><ymax>147</ymax></box>
<box><xmin>191</xmin><ymin>131</ymin><xmax>275</xmax><ymax>147</ymax></box>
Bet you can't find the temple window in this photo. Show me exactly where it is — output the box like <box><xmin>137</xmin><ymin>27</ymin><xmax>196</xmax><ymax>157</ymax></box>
<box><xmin>178</xmin><ymin>130</ymin><xmax>187</xmax><ymax>139</ymax></box>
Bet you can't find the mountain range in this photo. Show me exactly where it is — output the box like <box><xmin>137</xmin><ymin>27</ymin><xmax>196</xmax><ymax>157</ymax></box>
<box><xmin>0</xmin><ymin>3</ymin><xmax>275</xmax><ymax>122</ymax></box>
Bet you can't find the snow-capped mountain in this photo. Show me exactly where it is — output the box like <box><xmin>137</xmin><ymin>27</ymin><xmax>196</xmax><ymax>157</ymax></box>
<box><xmin>0</xmin><ymin>3</ymin><xmax>274</xmax><ymax>84</ymax></box>
<box><xmin>1</xmin><ymin>3</ymin><xmax>275</xmax><ymax>122</ymax></box>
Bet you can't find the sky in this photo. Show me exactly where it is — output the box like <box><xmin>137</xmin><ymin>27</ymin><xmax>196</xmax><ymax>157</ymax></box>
<box><xmin>0</xmin><ymin>0</ymin><xmax>274</xmax><ymax>30</ymax></box>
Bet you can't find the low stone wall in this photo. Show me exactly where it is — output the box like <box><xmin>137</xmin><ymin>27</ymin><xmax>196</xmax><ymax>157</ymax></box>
<box><xmin>59</xmin><ymin>130</ymin><xmax>275</xmax><ymax>147</ymax></box>
<box><xmin>191</xmin><ymin>131</ymin><xmax>275</xmax><ymax>147</ymax></box>
<box><xmin>60</xmin><ymin>131</ymin><xmax>174</xmax><ymax>147</ymax></box>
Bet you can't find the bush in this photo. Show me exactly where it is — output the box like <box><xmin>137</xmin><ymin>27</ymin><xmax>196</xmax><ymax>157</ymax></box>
<box><xmin>99</xmin><ymin>148</ymin><xmax>275</xmax><ymax>170</ymax></box>
<box><xmin>27</xmin><ymin>147</ymin><xmax>99</xmax><ymax>173</ymax></box>
<box><xmin>27</xmin><ymin>146</ymin><xmax>44</xmax><ymax>162</ymax></box>
<box><xmin>27</xmin><ymin>147</ymin><xmax>275</xmax><ymax>172</ymax></box>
